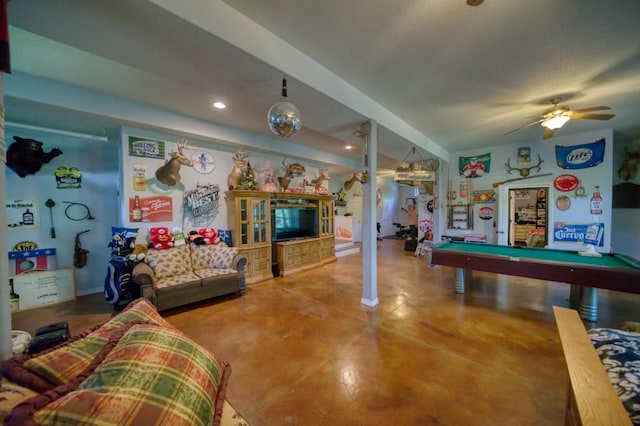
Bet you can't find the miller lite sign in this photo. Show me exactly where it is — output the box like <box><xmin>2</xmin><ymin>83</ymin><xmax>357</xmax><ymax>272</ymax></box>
<box><xmin>555</xmin><ymin>138</ymin><xmax>605</xmax><ymax>169</ymax></box>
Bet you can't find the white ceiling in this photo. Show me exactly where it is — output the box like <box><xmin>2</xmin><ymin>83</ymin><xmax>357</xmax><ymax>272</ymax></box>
<box><xmin>5</xmin><ymin>0</ymin><xmax>640</xmax><ymax>175</ymax></box>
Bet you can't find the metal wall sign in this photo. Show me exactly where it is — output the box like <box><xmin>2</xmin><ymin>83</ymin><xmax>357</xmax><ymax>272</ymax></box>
<box><xmin>555</xmin><ymin>138</ymin><xmax>605</xmax><ymax>169</ymax></box>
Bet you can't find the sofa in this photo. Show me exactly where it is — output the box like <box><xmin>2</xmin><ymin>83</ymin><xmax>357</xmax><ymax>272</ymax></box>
<box><xmin>132</xmin><ymin>242</ymin><xmax>247</xmax><ymax>311</ymax></box>
<box><xmin>1</xmin><ymin>298</ymin><xmax>248</xmax><ymax>426</ymax></box>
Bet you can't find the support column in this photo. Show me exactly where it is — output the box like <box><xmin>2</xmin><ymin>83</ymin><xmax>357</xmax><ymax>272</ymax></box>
<box><xmin>361</xmin><ymin>120</ymin><xmax>378</xmax><ymax>307</ymax></box>
<box><xmin>0</xmin><ymin>73</ymin><xmax>12</xmax><ymax>360</ymax></box>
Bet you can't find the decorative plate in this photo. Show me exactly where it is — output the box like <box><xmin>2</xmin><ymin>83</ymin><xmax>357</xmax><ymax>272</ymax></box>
<box><xmin>190</xmin><ymin>151</ymin><xmax>215</xmax><ymax>174</ymax></box>
<box><xmin>553</xmin><ymin>174</ymin><xmax>579</xmax><ymax>192</ymax></box>
<box><xmin>555</xmin><ymin>195</ymin><xmax>571</xmax><ymax>211</ymax></box>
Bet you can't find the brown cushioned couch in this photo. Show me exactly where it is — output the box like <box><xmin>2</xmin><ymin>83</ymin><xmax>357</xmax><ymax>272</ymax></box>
<box><xmin>132</xmin><ymin>243</ymin><xmax>246</xmax><ymax>311</ymax></box>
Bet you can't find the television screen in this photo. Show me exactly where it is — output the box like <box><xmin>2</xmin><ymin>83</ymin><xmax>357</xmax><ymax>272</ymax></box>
<box><xmin>271</xmin><ymin>206</ymin><xmax>318</xmax><ymax>241</ymax></box>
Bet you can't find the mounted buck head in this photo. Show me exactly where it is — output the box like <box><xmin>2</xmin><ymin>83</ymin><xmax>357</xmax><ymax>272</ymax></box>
<box><xmin>505</xmin><ymin>154</ymin><xmax>543</xmax><ymax>177</ymax></box>
<box><xmin>227</xmin><ymin>148</ymin><xmax>248</xmax><ymax>190</ymax></box>
<box><xmin>344</xmin><ymin>172</ymin><xmax>360</xmax><ymax>191</ymax></box>
<box><xmin>618</xmin><ymin>144</ymin><xmax>640</xmax><ymax>181</ymax></box>
<box><xmin>155</xmin><ymin>139</ymin><xmax>193</xmax><ymax>186</ymax></box>
<box><xmin>311</xmin><ymin>167</ymin><xmax>330</xmax><ymax>189</ymax></box>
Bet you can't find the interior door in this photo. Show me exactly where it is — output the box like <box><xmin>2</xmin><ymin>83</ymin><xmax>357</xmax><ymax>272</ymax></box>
<box><xmin>509</xmin><ymin>190</ymin><xmax>516</xmax><ymax>246</ymax></box>
<box><xmin>497</xmin><ymin>185</ymin><xmax>509</xmax><ymax>245</ymax></box>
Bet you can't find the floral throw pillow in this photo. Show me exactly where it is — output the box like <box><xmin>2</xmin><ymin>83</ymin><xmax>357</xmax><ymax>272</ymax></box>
<box><xmin>210</xmin><ymin>245</ymin><xmax>239</xmax><ymax>269</ymax></box>
<box><xmin>145</xmin><ymin>245</ymin><xmax>192</xmax><ymax>279</ymax></box>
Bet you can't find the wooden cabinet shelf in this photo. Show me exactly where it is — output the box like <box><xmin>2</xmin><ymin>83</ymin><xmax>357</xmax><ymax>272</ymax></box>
<box><xmin>226</xmin><ymin>190</ymin><xmax>273</xmax><ymax>284</ymax></box>
<box><xmin>227</xmin><ymin>190</ymin><xmax>335</xmax><ymax>283</ymax></box>
<box><xmin>448</xmin><ymin>203</ymin><xmax>471</xmax><ymax>230</ymax></box>
<box><xmin>276</xmin><ymin>237</ymin><xmax>336</xmax><ymax>277</ymax></box>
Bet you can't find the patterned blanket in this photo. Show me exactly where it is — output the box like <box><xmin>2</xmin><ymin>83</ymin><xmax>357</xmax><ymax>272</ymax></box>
<box><xmin>2</xmin><ymin>298</ymin><xmax>232</xmax><ymax>426</ymax></box>
<box><xmin>589</xmin><ymin>328</ymin><xmax>640</xmax><ymax>425</ymax></box>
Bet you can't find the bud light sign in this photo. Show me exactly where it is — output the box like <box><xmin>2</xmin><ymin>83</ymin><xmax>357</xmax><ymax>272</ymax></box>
<box><xmin>555</xmin><ymin>138</ymin><xmax>605</xmax><ymax>169</ymax></box>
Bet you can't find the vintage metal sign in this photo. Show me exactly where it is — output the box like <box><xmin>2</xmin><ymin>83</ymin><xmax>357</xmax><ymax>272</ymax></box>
<box><xmin>128</xmin><ymin>136</ymin><xmax>165</xmax><ymax>159</ymax></box>
<box><xmin>555</xmin><ymin>138</ymin><xmax>605</xmax><ymax>169</ymax></box>
<box><xmin>552</xmin><ymin>222</ymin><xmax>605</xmax><ymax>247</ymax></box>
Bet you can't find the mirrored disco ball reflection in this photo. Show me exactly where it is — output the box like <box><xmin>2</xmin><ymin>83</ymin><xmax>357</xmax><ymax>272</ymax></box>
<box><xmin>267</xmin><ymin>101</ymin><xmax>302</xmax><ymax>138</ymax></box>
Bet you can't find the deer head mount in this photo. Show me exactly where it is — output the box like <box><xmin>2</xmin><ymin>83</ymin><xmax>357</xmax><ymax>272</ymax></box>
<box><xmin>505</xmin><ymin>154</ymin><xmax>543</xmax><ymax>177</ymax></box>
<box><xmin>344</xmin><ymin>172</ymin><xmax>360</xmax><ymax>191</ymax></box>
<box><xmin>227</xmin><ymin>148</ymin><xmax>248</xmax><ymax>190</ymax></box>
<box><xmin>277</xmin><ymin>158</ymin><xmax>306</xmax><ymax>191</ymax></box>
<box><xmin>155</xmin><ymin>139</ymin><xmax>193</xmax><ymax>186</ymax></box>
<box><xmin>619</xmin><ymin>144</ymin><xmax>640</xmax><ymax>181</ymax></box>
<box><xmin>310</xmin><ymin>167</ymin><xmax>330</xmax><ymax>189</ymax></box>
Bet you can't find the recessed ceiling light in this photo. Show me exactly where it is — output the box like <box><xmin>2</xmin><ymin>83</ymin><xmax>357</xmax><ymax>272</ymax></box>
<box><xmin>345</xmin><ymin>145</ymin><xmax>353</xmax><ymax>150</ymax></box>
<box><xmin>213</xmin><ymin>101</ymin><xmax>226</xmax><ymax>109</ymax></box>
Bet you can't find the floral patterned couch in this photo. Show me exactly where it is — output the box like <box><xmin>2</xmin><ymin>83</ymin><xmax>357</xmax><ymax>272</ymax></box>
<box><xmin>132</xmin><ymin>242</ymin><xmax>246</xmax><ymax>311</ymax></box>
<box><xmin>1</xmin><ymin>298</ymin><xmax>247</xmax><ymax>426</ymax></box>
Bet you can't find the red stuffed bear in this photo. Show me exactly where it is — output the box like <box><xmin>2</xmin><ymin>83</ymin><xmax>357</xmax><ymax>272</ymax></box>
<box><xmin>149</xmin><ymin>227</ymin><xmax>174</xmax><ymax>250</ymax></box>
<box><xmin>198</xmin><ymin>228</ymin><xmax>218</xmax><ymax>245</ymax></box>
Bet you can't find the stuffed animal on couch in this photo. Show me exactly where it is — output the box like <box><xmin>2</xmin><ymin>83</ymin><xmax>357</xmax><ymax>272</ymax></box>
<box><xmin>149</xmin><ymin>227</ymin><xmax>173</xmax><ymax>250</ymax></box>
<box><xmin>188</xmin><ymin>228</ymin><xmax>219</xmax><ymax>245</ymax></box>
<box><xmin>171</xmin><ymin>227</ymin><xmax>186</xmax><ymax>247</ymax></box>
<box><xmin>128</xmin><ymin>244</ymin><xmax>148</xmax><ymax>262</ymax></box>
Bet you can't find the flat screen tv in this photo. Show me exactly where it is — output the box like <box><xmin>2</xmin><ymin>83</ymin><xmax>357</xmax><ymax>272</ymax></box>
<box><xmin>271</xmin><ymin>205</ymin><xmax>318</xmax><ymax>241</ymax></box>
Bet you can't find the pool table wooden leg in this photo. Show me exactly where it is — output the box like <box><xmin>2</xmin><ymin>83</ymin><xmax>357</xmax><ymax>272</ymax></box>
<box><xmin>455</xmin><ymin>268</ymin><xmax>472</xmax><ymax>293</ymax></box>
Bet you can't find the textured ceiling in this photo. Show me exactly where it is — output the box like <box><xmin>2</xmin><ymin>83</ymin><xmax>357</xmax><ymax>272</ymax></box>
<box><xmin>5</xmin><ymin>0</ymin><xmax>640</xmax><ymax>175</ymax></box>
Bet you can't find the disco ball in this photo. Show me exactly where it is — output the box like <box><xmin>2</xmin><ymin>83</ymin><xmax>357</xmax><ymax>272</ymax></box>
<box><xmin>267</xmin><ymin>101</ymin><xmax>302</xmax><ymax>138</ymax></box>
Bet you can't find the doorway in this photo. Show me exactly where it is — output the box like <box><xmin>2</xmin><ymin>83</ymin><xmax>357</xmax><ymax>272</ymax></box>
<box><xmin>508</xmin><ymin>187</ymin><xmax>548</xmax><ymax>247</ymax></box>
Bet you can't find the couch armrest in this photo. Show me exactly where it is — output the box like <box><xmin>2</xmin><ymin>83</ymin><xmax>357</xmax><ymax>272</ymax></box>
<box><xmin>232</xmin><ymin>254</ymin><xmax>247</xmax><ymax>294</ymax></box>
<box><xmin>132</xmin><ymin>262</ymin><xmax>158</xmax><ymax>306</ymax></box>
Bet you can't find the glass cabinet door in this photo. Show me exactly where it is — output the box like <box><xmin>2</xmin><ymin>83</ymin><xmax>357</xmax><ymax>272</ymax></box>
<box><xmin>239</xmin><ymin>198</ymin><xmax>249</xmax><ymax>246</ymax></box>
<box><xmin>252</xmin><ymin>198</ymin><xmax>269</xmax><ymax>244</ymax></box>
<box><xmin>319</xmin><ymin>199</ymin><xmax>333</xmax><ymax>236</ymax></box>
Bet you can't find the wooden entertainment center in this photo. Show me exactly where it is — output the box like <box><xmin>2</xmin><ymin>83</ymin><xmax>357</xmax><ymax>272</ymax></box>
<box><xmin>226</xmin><ymin>190</ymin><xmax>336</xmax><ymax>284</ymax></box>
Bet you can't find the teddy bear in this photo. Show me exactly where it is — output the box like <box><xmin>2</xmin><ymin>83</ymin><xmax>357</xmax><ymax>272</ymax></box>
<box><xmin>187</xmin><ymin>228</ymin><xmax>219</xmax><ymax>245</ymax></box>
<box><xmin>171</xmin><ymin>227</ymin><xmax>186</xmax><ymax>247</ymax></box>
<box><xmin>128</xmin><ymin>244</ymin><xmax>148</xmax><ymax>262</ymax></box>
<box><xmin>149</xmin><ymin>227</ymin><xmax>174</xmax><ymax>250</ymax></box>
<box><xmin>198</xmin><ymin>228</ymin><xmax>218</xmax><ymax>245</ymax></box>
<box><xmin>188</xmin><ymin>230</ymin><xmax>203</xmax><ymax>245</ymax></box>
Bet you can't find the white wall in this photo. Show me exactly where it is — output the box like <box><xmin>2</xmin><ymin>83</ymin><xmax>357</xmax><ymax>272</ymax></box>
<box><xmin>447</xmin><ymin>129</ymin><xmax>614</xmax><ymax>252</ymax></box>
<box><xmin>5</xmin><ymin>128</ymin><xmax>119</xmax><ymax>296</ymax></box>
<box><xmin>611</xmin><ymin>135</ymin><xmax>640</xmax><ymax>258</ymax></box>
<box><xmin>120</xmin><ymin>128</ymin><xmax>324</xmax><ymax>245</ymax></box>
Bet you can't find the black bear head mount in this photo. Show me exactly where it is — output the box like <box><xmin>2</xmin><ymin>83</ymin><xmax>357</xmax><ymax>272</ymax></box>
<box><xmin>6</xmin><ymin>136</ymin><xmax>63</xmax><ymax>178</ymax></box>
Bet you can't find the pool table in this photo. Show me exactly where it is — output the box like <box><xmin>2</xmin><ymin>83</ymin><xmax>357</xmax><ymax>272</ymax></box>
<box><xmin>431</xmin><ymin>241</ymin><xmax>640</xmax><ymax>321</ymax></box>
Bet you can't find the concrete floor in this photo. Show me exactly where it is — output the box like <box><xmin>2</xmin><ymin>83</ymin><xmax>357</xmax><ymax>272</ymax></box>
<box><xmin>10</xmin><ymin>239</ymin><xmax>640</xmax><ymax>425</ymax></box>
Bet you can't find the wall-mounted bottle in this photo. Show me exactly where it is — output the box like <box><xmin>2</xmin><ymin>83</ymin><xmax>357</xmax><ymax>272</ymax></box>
<box><xmin>132</xmin><ymin>196</ymin><xmax>142</xmax><ymax>222</ymax></box>
<box><xmin>9</xmin><ymin>278</ymin><xmax>20</xmax><ymax>312</ymax></box>
<box><xmin>590</xmin><ymin>186</ymin><xmax>602</xmax><ymax>215</ymax></box>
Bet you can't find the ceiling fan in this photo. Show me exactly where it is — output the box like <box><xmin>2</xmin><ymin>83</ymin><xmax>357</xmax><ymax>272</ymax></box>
<box><xmin>504</xmin><ymin>97</ymin><xmax>615</xmax><ymax>140</ymax></box>
<box><xmin>466</xmin><ymin>0</ymin><xmax>484</xmax><ymax>5</ymax></box>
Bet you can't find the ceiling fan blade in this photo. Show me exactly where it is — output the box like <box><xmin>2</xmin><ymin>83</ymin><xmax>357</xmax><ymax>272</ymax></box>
<box><xmin>504</xmin><ymin>118</ymin><xmax>544</xmax><ymax>136</ymax></box>
<box><xmin>571</xmin><ymin>112</ymin><xmax>615</xmax><ymax>120</ymax></box>
<box><xmin>572</xmin><ymin>106</ymin><xmax>611</xmax><ymax>113</ymax></box>
<box><xmin>542</xmin><ymin>128</ymin><xmax>555</xmax><ymax>140</ymax></box>
<box><xmin>466</xmin><ymin>0</ymin><xmax>484</xmax><ymax>5</ymax></box>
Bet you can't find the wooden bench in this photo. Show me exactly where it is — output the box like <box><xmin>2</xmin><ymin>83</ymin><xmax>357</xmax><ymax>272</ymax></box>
<box><xmin>553</xmin><ymin>306</ymin><xmax>631</xmax><ymax>425</ymax></box>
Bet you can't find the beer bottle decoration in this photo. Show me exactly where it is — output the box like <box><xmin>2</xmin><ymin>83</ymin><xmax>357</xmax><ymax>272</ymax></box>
<box><xmin>590</xmin><ymin>186</ymin><xmax>602</xmax><ymax>215</ymax></box>
<box><xmin>132</xmin><ymin>196</ymin><xmax>142</xmax><ymax>222</ymax></box>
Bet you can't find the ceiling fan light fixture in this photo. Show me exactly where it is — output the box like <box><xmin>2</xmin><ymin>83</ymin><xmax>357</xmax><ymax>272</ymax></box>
<box><xmin>541</xmin><ymin>115</ymin><xmax>570</xmax><ymax>130</ymax></box>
